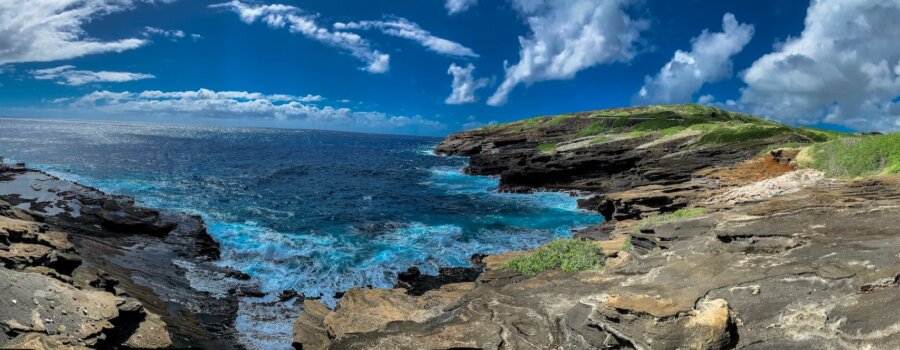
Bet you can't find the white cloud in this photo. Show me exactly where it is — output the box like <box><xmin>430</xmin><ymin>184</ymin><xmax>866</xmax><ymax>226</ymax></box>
<box><xmin>29</xmin><ymin>65</ymin><xmax>155</xmax><ymax>86</ymax></box>
<box><xmin>445</xmin><ymin>0</ymin><xmax>477</xmax><ymax>15</ymax></box>
<box><xmin>445</xmin><ymin>63</ymin><xmax>489</xmax><ymax>104</ymax></box>
<box><xmin>487</xmin><ymin>0</ymin><xmax>648</xmax><ymax>106</ymax></box>
<box><xmin>142</xmin><ymin>26</ymin><xmax>185</xmax><ymax>39</ymax></box>
<box><xmin>0</xmin><ymin>0</ymin><xmax>151</xmax><ymax>66</ymax></box>
<box><xmin>635</xmin><ymin>13</ymin><xmax>753</xmax><ymax>104</ymax></box>
<box><xmin>141</xmin><ymin>26</ymin><xmax>202</xmax><ymax>42</ymax></box>
<box><xmin>738</xmin><ymin>0</ymin><xmax>900</xmax><ymax>132</ymax></box>
<box><xmin>211</xmin><ymin>1</ymin><xmax>390</xmax><ymax>73</ymax></box>
<box><xmin>697</xmin><ymin>94</ymin><xmax>715</xmax><ymax>105</ymax></box>
<box><xmin>68</xmin><ymin>88</ymin><xmax>444</xmax><ymax>131</ymax></box>
<box><xmin>334</xmin><ymin>18</ymin><xmax>477</xmax><ymax>58</ymax></box>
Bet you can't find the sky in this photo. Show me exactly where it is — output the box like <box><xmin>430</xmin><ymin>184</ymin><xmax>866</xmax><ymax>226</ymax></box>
<box><xmin>1</xmin><ymin>0</ymin><xmax>899</xmax><ymax>136</ymax></box>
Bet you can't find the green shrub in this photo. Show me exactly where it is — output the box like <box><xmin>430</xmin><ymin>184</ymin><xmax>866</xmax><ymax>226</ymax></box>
<box><xmin>631</xmin><ymin>208</ymin><xmax>708</xmax><ymax>233</ymax></box>
<box><xmin>537</xmin><ymin>143</ymin><xmax>557</xmax><ymax>152</ymax></box>
<box><xmin>502</xmin><ymin>239</ymin><xmax>605</xmax><ymax>276</ymax></box>
<box><xmin>576</xmin><ymin>122</ymin><xmax>607</xmax><ymax>137</ymax></box>
<box><xmin>805</xmin><ymin>133</ymin><xmax>900</xmax><ymax>177</ymax></box>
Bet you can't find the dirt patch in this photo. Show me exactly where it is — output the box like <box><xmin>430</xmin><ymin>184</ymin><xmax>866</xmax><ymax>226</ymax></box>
<box><xmin>698</xmin><ymin>152</ymin><xmax>797</xmax><ymax>184</ymax></box>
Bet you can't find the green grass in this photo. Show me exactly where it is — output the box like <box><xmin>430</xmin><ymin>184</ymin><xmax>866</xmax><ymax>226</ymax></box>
<box><xmin>620</xmin><ymin>237</ymin><xmax>633</xmax><ymax>252</ymax></box>
<box><xmin>631</xmin><ymin>208</ymin><xmax>708</xmax><ymax>233</ymax></box>
<box><xmin>803</xmin><ymin>133</ymin><xmax>900</xmax><ymax>177</ymax></box>
<box><xmin>576</xmin><ymin>121</ymin><xmax>607</xmax><ymax>137</ymax></box>
<box><xmin>537</xmin><ymin>143</ymin><xmax>557</xmax><ymax>152</ymax></box>
<box><xmin>660</xmin><ymin>126</ymin><xmax>687</xmax><ymax>137</ymax></box>
<box><xmin>546</xmin><ymin>114</ymin><xmax>575</xmax><ymax>126</ymax></box>
<box><xmin>697</xmin><ymin>124</ymin><xmax>791</xmax><ymax>144</ymax></box>
<box><xmin>502</xmin><ymin>239</ymin><xmax>605</xmax><ymax>276</ymax></box>
<box><xmin>589</xmin><ymin>135</ymin><xmax>612</xmax><ymax>144</ymax></box>
<box><xmin>627</xmin><ymin>130</ymin><xmax>651</xmax><ymax>138</ymax></box>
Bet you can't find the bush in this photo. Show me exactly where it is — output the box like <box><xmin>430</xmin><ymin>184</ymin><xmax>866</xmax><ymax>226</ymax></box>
<box><xmin>502</xmin><ymin>239</ymin><xmax>605</xmax><ymax>276</ymax></box>
<box><xmin>804</xmin><ymin>133</ymin><xmax>900</xmax><ymax>177</ymax></box>
<box><xmin>632</xmin><ymin>208</ymin><xmax>708</xmax><ymax>233</ymax></box>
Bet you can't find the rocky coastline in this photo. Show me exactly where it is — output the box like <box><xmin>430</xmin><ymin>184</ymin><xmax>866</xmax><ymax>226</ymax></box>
<box><xmin>292</xmin><ymin>105</ymin><xmax>900</xmax><ymax>349</ymax></box>
<box><xmin>3</xmin><ymin>104</ymin><xmax>898</xmax><ymax>349</ymax></box>
<box><xmin>0</xmin><ymin>162</ymin><xmax>248</xmax><ymax>349</ymax></box>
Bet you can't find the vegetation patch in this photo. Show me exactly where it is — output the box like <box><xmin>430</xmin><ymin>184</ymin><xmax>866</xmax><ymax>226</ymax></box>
<box><xmin>546</xmin><ymin>114</ymin><xmax>575</xmax><ymax>126</ymax></box>
<box><xmin>697</xmin><ymin>124</ymin><xmax>791</xmax><ymax>144</ymax></box>
<box><xmin>589</xmin><ymin>135</ymin><xmax>612</xmax><ymax>144</ymax></box>
<box><xmin>576</xmin><ymin>121</ymin><xmax>607</xmax><ymax>137</ymax></box>
<box><xmin>537</xmin><ymin>143</ymin><xmax>557</xmax><ymax>152</ymax></box>
<box><xmin>502</xmin><ymin>239</ymin><xmax>605</xmax><ymax>276</ymax></box>
<box><xmin>631</xmin><ymin>208</ymin><xmax>708</xmax><ymax>233</ymax></box>
<box><xmin>802</xmin><ymin>133</ymin><xmax>900</xmax><ymax>177</ymax></box>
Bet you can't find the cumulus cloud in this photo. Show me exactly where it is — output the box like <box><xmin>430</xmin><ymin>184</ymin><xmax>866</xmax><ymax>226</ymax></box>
<box><xmin>445</xmin><ymin>63</ymin><xmax>489</xmax><ymax>104</ymax></box>
<box><xmin>29</xmin><ymin>65</ymin><xmax>155</xmax><ymax>86</ymax></box>
<box><xmin>334</xmin><ymin>18</ymin><xmax>478</xmax><ymax>58</ymax></box>
<box><xmin>738</xmin><ymin>0</ymin><xmax>900</xmax><ymax>131</ymax></box>
<box><xmin>211</xmin><ymin>1</ymin><xmax>390</xmax><ymax>73</ymax></box>
<box><xmin>487</xmin><ymin>0</ymin><xmax>648</xmax><ymax>106</ymax></box>
<box><xmin>445</xmin><ymin>0</ymin><xmax>477</xmax><ymax>15</ymax></box>
<box><xmin>635</xmin><ymin>13</ymin><xmax>753</xmax><ymax>104</ymax></box>
<box><xmin>69</xmin><ymin>88</ymin><xmax>444</xmax><ymax>131</ymax></box>
<box><xmin>0</xmin><ymin>0</ymin><xmax>152</xmax><ymax>66</ymax></box>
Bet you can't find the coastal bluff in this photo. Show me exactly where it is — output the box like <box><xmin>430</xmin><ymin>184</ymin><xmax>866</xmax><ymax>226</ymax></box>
<box><xmin>293</xmin><ymin>105</ymin><xmax>900</xmax><ymax>349</ymax></box>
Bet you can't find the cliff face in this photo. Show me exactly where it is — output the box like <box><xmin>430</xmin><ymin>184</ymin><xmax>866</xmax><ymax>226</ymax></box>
<box><xmin>294</xmin><ymin>105</ymin><xmax>900</xmax><ymax>349</ymax></box>
<box><xmin>0</xmin><ymin>163</ymin><xmax>245</xmax><ymax>349</ymax></box>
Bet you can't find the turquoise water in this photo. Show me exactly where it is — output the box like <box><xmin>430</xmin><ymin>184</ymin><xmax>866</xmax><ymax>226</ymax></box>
<box><xmin>0</xmin><ymin>119</ymin><xmax>601</xmax><ymax>348</ymax></box>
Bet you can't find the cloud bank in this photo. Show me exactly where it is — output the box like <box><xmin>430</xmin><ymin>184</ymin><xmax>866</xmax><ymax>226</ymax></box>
<box><xmin>635</xmin><ymin>13</ymin><xmax>753</xmax><ymax>104</ymax></box>
<box><xmin>68</xmin><ymin>88</ymin><xmax>444</xmax><ymax>132</ymax></box>
<box><xmin>738</xmin><ymin>0</ymin><xmax>900</xmax><ymax>131</ymax></box>
<box><xmin>488</xmin><ymin>0</ymin><xmax>648</xmax><ymax>106</ymax></box>
<box><xmin>30</xmin><ymin>65</ymin><xmax>155</xmax><ymax>86</ymax></box>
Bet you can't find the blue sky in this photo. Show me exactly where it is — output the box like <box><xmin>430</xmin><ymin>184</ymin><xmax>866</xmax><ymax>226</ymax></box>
<box><xmin>2</xmin><ymin>0</ymin><xmax>899</xmax><ymax>135</ymax></box>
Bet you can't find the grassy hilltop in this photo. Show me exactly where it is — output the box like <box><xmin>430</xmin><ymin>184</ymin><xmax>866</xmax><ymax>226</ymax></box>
<box><xmin>476</xmin><ymin>104</ymin><xmax>899</xmax><ymax>178</ymax></box>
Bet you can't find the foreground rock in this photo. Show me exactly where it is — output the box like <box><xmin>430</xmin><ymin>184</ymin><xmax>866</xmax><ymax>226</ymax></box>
<box><xmin>294</xmin><ymin>105</ymin><xmax>900</xmax><ymax>349</ymax></box>
<box><xmin>0</xmin><ymin>163</ymin><xmax>244</xmax><ymax>349</ymax></box>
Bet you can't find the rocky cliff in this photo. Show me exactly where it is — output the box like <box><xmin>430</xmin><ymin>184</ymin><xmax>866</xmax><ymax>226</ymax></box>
<box><xmin>0</xmin><ymin>163</ymin><xmax>247</xmax><ymax>349</ymax></box>
<box><xmin>293</xmin><ymin>104</ymin><xmax>900</xmax><ymax>349</ymax></box>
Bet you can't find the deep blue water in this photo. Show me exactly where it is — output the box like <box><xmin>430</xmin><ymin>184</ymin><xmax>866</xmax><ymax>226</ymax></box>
<box><xmin>0</xmin><ymin>118</ymin><xmax>601</xmax><ymax>348</ymax></box>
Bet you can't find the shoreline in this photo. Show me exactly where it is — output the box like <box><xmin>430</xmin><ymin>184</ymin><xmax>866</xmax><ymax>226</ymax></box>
<box><xmin>0</xmin><ymin>161</ymin><xmax>247</xmax><ymax>349</ymax></box>
<box><xmin>1</xmin><ymin>152</ymin><xmax>601</xmax><ymax>349</ymax></box>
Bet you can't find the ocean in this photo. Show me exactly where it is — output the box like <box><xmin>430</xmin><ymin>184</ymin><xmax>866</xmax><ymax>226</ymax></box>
<box><xmin>0</xmin><ymin>118</ymin><xmax>601</xmax><ymax>349</ymax></box>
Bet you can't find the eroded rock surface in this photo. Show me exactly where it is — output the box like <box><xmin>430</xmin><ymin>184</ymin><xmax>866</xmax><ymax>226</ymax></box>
<box><xmin>295</xmin><ymin>107</ymin><xmax>900</xmax><ymax>349</ymax></box>
<box><xmin>0</xmin><ymin>163</ymin><xmax>243</xmax><ymax>349</ymax></box>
